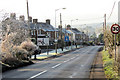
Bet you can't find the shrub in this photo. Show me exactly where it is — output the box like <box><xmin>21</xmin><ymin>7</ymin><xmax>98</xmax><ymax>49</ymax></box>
<box><xmin>1</xmin><ymin>33</ymin><xmax>15</xmax><ymax>54</ymax></box>
<box><xmin>102</xmin><ymin>50</ymin><xmax>118</xmax><ymax>78</ymax></box>
<box><xmin>2</xmin><ymin>56</ymin><xmax>22</xmax><ymax>67</ymax></box>
<box><xmin>20</xmin><ymin>40</ymin><xmax>37</xmax><ymax>55</ymax></box>
<box><xmin>12</xmin><ymin>46</ymin><xmax>28</xmax><ymax>60</ymax></box>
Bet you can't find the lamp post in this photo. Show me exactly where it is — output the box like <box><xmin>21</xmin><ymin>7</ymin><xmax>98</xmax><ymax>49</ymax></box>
<box><xmin>70</xmin><ymin>19</ymin><xmax>78</xmax><ymax>49</ymax></box>
<box><xmin>55</xmin><ymin>8</ymin><xmax>66</xmax><ymax>53</ymax></box>
<box><xmin>33</xmin><ymin>19</ymin><xmax>38</xmax><ymax>60</ymax></box>
<box><xmin>71</xmin><ymin>19</ymin><xmax>78</xmax><ymax>26</ymax></box>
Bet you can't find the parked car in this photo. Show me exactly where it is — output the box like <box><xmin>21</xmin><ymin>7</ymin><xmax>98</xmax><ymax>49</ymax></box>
<box><xmin>33</xmin><ymin>47</ymin><xmax>41</xmax><ymax>55</ymax></box>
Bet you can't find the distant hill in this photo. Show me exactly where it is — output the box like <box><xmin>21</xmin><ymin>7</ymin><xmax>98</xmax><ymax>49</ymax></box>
<box><xmin>72</xmin><ymin>22</ymin><xmax>114</xmax><ymax>37</ymax></box>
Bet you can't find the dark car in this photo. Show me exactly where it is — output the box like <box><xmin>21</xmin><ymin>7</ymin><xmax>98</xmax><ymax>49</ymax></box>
<box><xmin>33</xmin><ymin>47</ymin><xmax>41</xmax><ymax>55</ymax></box>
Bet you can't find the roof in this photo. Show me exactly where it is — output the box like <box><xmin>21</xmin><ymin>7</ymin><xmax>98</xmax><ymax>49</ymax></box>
<box><xmin>2</xmin><ymin>18</ymin><xmax>58</xmax><ymax>32</ymax></box>
<box><xmin>71</xmin><ymin>28</ymin><xmax>82</xmax><ymax>34</ymax></box>
<box><xmin>30</xmin><ymin>22</ymin><xmax>58</xmax><ymax>32</ymax></box>
<box><xmin>57</xmin><ymin>28</ymin><xmax>72</xmax><ymax>34</ymax></box>
<box><xmin>62</xmin><ymin>28</ymin><xmax>72</xmax><ymax>34</ymax></box>
<box><xmin>2</xmin><ymin>18</ymin><xmax>29</xmax><ymax>29</ymax></box>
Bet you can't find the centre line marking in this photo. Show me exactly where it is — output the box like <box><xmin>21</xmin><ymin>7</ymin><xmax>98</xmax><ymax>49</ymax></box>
<box><xmin>52</xmin><ymin>63</ymin><xmax>61</xmax><ymax>69</ymax></box>
<box><xmin>71</xmin><ymin>57</ymin><xmax>76</xmax><ymax>60</ymax></box>
<box><xmin>27</xmin><ymin>70</ymin><xmax>47</xmax><ymax>80</ymax></box>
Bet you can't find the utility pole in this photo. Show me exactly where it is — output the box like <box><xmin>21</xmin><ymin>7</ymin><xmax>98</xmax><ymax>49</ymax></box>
<box><xmin>55</xmin><ymin>9</ymin><xmax>57</xmax><ymax>53</ymax></box>
<box><xmin>104</xmin><ymin>14</ymin><xmax>106</xmax><ymax>30</ymax></box>
<box><xmin>26</xmin><ymin>0</ymin><xmax>29</xmax><ymax>22</ymax></box>
<box><xmin>118</xmin><ymin>32</ymin><xmax>120</xmax><ymax>76</ymax></box>
<box><xmin>60</xmin><ymin>13</ymin><xmax>63</xmax><ymax>51</ymax></box>
<box><xmin>33</xmin><ymin>19</ymin><xmax>38</xmax><ymax>60</ymax></box>
<box><xmin>60</xmin><ymin>13</ymin><xmax>62</xmax><ymax>40</ymax></box>
<box><xmin>26</xmin><ymin>0</ymin><xmax>32</xmax><ymax>59</ymax></box>
<box><xmin>103</xmin><ymin>22</ymin><xmax>104</xmax><ymax>44</ymax></box>
<box><xmin>118</xmin><ymin>1</ymin><xmax>120</xmax><ymax>76</ymax></box>
<box><xmin>104</xmin><ymin>14</ymin><xmax>106</xmax><ymax>51</ymax></box>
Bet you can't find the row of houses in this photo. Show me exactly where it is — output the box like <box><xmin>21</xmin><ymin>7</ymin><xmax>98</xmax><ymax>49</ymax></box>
<box><xmin>1</xmin><ymin>13</ymin><xmax>89</xmax><ymax>46</ymax></box>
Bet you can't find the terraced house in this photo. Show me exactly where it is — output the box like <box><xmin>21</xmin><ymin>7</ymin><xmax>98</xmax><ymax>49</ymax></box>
<box><xmin>1</xmin><ymin>13</ymin><xmax>88</xmax><ymax>47</ymax></box>
<box><xmin>29</xmin><ymin>19</ymin><xmax>58</xmax><ymax>46</ymax></box>
<box><xmin>1</xmin><ymin>13</ymin><xmax>59</xmax><ymax>47</ymax></box>
<box><xmin>66</xmin><ymin>25</ymin><xmax>87</xmax><ymax>45</ymax></box>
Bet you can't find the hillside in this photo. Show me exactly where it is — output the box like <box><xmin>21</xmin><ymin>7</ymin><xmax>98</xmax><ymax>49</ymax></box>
<box><xmin>72</xmin><ymin>22</ymin><xmax>114</xmax><ymax>37</ymax></box>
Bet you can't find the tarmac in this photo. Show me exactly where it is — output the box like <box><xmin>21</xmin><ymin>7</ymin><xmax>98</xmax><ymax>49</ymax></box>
<box><xmin>31</xmin><ymin>45</ymin><xmax>106</xmax><ymax>79</ymax></box>
<box><xmin>31</xmin><ymin>45</ymin><xmax>82</xmax><ymax>60</ymax></box>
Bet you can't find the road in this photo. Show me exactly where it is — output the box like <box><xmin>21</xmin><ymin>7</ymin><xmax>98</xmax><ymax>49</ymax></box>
<box><xmin>2</xmin><ymin>46</ymin><xmax>101</xmax><ymax>79</ymax></box>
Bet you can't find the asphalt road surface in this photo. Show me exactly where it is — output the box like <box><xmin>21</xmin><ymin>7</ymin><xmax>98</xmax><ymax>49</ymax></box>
<box><xmin>2</xmin><ymin>46</ymin><xmax>102</xmax><ymax>79</ymax></box>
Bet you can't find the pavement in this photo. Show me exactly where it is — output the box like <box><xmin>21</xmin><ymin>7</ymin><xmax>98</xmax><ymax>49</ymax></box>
<box><xmin>2</xmin><ymin>46</ymin><xmax>102</xmax><ymax>79</ymax></box>
<box><xmin>31</xmin><ymin>45</ymin><xmax>82</xmax><ymax>60</ymax></box>
<box><xmin>90</xmin><ymin>50</ymin><xmax>106</xmax><ymax>79</ymax></box>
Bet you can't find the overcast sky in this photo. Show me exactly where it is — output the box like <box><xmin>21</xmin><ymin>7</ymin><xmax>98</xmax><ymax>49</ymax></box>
<box><xmin>0</xmin><ymin>0</ymin><xmax>119</xmax><ymax>27</ymax></box>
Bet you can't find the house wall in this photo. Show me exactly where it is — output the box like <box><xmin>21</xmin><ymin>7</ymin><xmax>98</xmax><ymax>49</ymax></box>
<box><xmin>30</xmin><ymin>29</ymin><xmax>56</xmax><ymax>42</ymax></box>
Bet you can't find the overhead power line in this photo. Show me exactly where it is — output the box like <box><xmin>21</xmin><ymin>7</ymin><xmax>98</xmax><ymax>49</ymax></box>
<box><xmin>108</xmin><ymin>1</ymin><xmax>116</xmax><ymax>20</ymax></box>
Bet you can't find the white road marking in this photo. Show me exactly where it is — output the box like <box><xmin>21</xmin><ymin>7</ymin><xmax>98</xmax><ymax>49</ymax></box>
<box><xmin>69</xmin><ymin>72</ymin><xmax>77</xmax><ymax>78</ymax></box>
<box><xmin>70</xmin><ymin>57</ymin><xmax>76</xmax><ymax>60</ymax></box>
<box><xmin>52</xmin><ymin>63</ymin><xmax>61</xmax><ymax>69</ymax></box>
<box><xmin>27</xmin><ymin>70</ymin><xmax>47</xmax><ymax>80</ymax></box>
<box><xmin>64</xmin><ymin>61</ymin><xmax>67</xmax><ymax>62</ymax></box>
<box><xmin>64</xmin><ymin>59</ymin><xmax>71</xmax><ymax>62</ymax></box>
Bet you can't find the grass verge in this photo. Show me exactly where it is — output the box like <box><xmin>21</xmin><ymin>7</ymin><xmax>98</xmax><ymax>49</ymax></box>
<box><xmin>102</xmin><ymin>50</ymin><xmax>118</xmax><ymax>79</ymax></box>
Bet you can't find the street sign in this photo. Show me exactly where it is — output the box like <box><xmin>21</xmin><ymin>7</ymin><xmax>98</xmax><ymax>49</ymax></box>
<box><xmin>111</xmin><ymin>24</ymin><xmax>120</xmax><ymax>61</ymax></box>
<box><xmin>64</xmin><ymin>36</ymin><xmax>69</xmax><ymax>42</ymax></box>
<box><xmin>111</xmin><ymin>24</ymin><xmax>120</xmax><ymax>34</ymax></box>
<box><xmin>37</xmin><ymin>38</ymin><xmax>49</xmax><ymax>46</ymax></box>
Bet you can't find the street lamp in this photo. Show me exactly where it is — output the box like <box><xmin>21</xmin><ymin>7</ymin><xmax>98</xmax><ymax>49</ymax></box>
<box><xmin>70</xmin><ymin>19</ymin><xmax>78</xmax><ymax>49</ymax></box>
<box><xmin>71</xmin><ymin>19</ymin><xmax>78</xmax><ymax>26</ymax></box>
<box><xmin>55</xmin><ymin>8</ymin><xmax>66</xmax><ymax>53</ymax></box>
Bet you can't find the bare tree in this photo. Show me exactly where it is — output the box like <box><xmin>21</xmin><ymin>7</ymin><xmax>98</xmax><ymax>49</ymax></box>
<box><xmin>1</xmin><ymin>13</ymin><xmax>36</xmax><ymax>60</ymax></box>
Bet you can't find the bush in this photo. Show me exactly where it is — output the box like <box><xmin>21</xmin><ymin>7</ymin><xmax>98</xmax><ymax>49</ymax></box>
<box><xmin>12</xmin><ymin>46</ymin><xmax>28</xmax><ymax>60</ymax></box>
<box><xmin>1</xmin><ymin>56</ymin><xmax>33</xmax><ymax>72</ymax></box>
<box><xmin>82</xmin><ymin>42</ymin><xmax>90</xmax><ymax>46</ymax></box>
<box><xmin>20</xmin><ymin>40</ymin><xmax>37</xmax><ymax>55</ymax></box>
<box><xmin>2</xmin><ymin>57</ymin><xmax>22</xmax><ymax>67</ymax></box>
<box><xmin>102</xmin><ymin>50</ymin><xmax>118</xmax><ymax>78</ymax></box>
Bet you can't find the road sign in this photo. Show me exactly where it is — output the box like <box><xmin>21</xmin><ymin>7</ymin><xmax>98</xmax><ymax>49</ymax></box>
<box><xmin>111</xmin><ymin>24</ymin><xmax>120</xmax><ymax>61</ymax></box>
<box><xmin>111</xmin><ymin>24</ymin><xmax>120</xmax><ymax>34</ymax></box>
<box><xmin>64</xmin><ymin>36</ymin><xmax>69</xmax><ymax>42</ymax></box>
<box><xmin>37</xmin><ymin>38</ymin><xmax>49</xmax><ymax>46</ymax></box>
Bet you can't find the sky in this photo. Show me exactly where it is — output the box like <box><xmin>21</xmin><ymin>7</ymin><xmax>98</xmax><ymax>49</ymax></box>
<box><xmin>0</xmin><ymin>0</ymin><xmax>119</xmax><ymax>27</ymax></box>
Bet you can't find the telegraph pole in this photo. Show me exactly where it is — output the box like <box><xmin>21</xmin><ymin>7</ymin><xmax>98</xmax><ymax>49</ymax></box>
<box><xmin>60</xmin><ymin>13</ymin><xmax>62</xmax><ymax>40</ymax></box>
<box><xmin>26</xmin><ymin>0</ymin><xmax>29</xmax><ymax>21</ymax></box>
<box><xmin>104</xmin><ymin>14</ymin><xmax>106</xmax><ymax>51</ymax></box>
<box><xmin>118</xmin><ymin>1</ymin><xmax>120</xmax><ymax>76</ymax></box>
<box><xmin>104</xmin><ymin>14</ymin><xmax>106</xmax><ymax>29</ymax></box>
<box><xmin>26</xmin><ymin>0</ymin><xmax>31</xmax><ymax>38</ymax></box>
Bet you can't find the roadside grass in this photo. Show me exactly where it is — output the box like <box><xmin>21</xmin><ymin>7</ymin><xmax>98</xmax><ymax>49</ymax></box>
<box><xmin>102</xmin><ymin>50</ymin><xmax>119</xmax><ymax>79</ymax></box>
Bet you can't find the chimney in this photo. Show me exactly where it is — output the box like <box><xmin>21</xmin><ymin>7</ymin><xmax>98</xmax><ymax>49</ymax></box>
<box><xmin>33</xmin><ymin>19</ymin><xmax>38</xmax><ymax>23</ymax></box>
<box><xmin>19</xmin><ymin>15</ymin><xmax>25</xmax><ymax>21</ymax></box>
<box><xmin>46</xmin><ymin>19</ymin><xmax>50</xmax><ymax>25</ymax></box>
<box><xmin>10</xmin><ymin>13</ymin><xmax>16</xmax><ymax>20</ymax></box>
<box><xmin>28</xmin><ymin>16</ymin><xmax>32</xmax><ymax>22</ymax></box>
